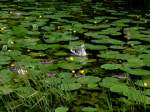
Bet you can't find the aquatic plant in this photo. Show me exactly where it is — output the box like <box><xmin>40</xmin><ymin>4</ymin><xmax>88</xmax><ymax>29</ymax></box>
<box><xmin>1</xmin><ymin>0</ymin><xmax>150</xmax><ymax>111</ymax></box>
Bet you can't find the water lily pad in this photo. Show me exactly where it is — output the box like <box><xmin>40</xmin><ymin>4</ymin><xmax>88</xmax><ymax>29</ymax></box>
<box><xmin>84</xmin><ymin>33</ymin><xmax>109</xmax><ymax>39</ymax></box>
<box><xmin>99</xmin><ymin>51</ymin><xmax>136</xmax><ymax>60</ymax></box>
<box><xmin>123</xmin><ymin>58</ymin><xmax>144</xmax><ymax>68</ymax></box>
<box><xmin>98</xmin><ymin>28</ymin><xmax>121</xmax><ymax>35</ymax></box>
<box><xmin>12</xmin><ymin>25</ymin><xmax>28</xmax><ymax>37</ymax></box>
<box><xmin>27</xmin><ymin>44</ymin><xmax>49</xmax><ymax>50</ymax></box>
<box><xmin>123</xmin><ymin>68</ymin><xmax>150</xmax><ymax>76</ymax></box>
<box><xmin>0</xmin><ymin>54</ymin><xmax>11</xmax><ymax>65</ymax></box>
<box><xmin>54</xmin><ymin>51</ymin><xmax>68</xmax><ymax>56</ymax></box>
<box><xmin>55</xmin><ymin>107</ymin><xmax>69</xmax><ymax>112</ymax></box>
<box><xmin>85</xmin><ymin>43</ymin><xmax>107</xmax><ymax>50</ymax></box>
<box><xmin>123</xmin><ymin>87</ymin><xmax>149</xmax><ymax>104</ymax></box>
<box><xmin>144</xmin><ymin>89</ymin><xmax>150</xmax><ymax>96</ymax></box>
<box><xmin>82</xmin><ymin>107</ymin><xmax>97</xmax><ymax>112</ymax></box>
<box><xmin>77</xmin><ymin>76</ymin><xmax>101</xmax><ymax>84</ymax></box>
<box><xmin>101</xmin><ymin>64</ymin><xmax>121</xmax><ymax>70</ymax></box>
<box><xmin>85</xmin><ymin>24</ymin><xmax>110</xmax><ymax>30</ymax></box>
<box><xmin>0</xmin><ymin>69</ymin><xmax>14</xmax><ymax>84</ymax></box>
<box><xmin>127</xmin><ymin>41</ymin><xmax>141</xmax><ymax>45</ymax></box>
<box><xmin>29</xmin><ymin>52</ymin><xmax>46</xmax><ymax>57</ymax></box>
<box><xmin>58</xmin><ymin>62</ymin><xmax>82</xmax><ymax>70</ymax></box>
<box><xmin>110</xmin><ymin>84</ymin><xmax>128</xmax><ymax>93</ymax></box>
<box><xmin>44</xmin><ymin>32</ymin><xmax>72</xmax><ymax>43</ymax></box>
<box><xmin>100</xmin><ymin>77</ymin><xmax>120</xmax><ymax>88</ymax></box>
<box><xmin>109</xmin><ymin>45</ymin><xmax>125</xmax><ymax>50</ymax></box>
<box><xmin>91</xmin><ymin>38</ymin><xmax>124</xmax><ymax>45</ymax></box>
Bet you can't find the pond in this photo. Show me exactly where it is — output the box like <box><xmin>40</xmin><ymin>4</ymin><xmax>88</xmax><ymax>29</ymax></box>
<box><xmin>0</xmin><ymin>1</ymin><xmax>150</xmax><ymax>112</ymax></box>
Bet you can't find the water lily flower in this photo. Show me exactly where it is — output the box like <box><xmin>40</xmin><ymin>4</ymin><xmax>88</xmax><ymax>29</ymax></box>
<box><xmin>70</xmin><ymin>44</ymin><xmax>87</xmax><ymax>57</ymax></box>
<box><xmin>72</xmin><ymin>69</ymin><xmax>85</xmax><ymax>77</ymax></box>
<box><xmin>17</xmin><ymin>67</ymin><xmax>28</xmax><ymax>75</ymax></box>
<box><xmin>72</xmin><ymin>70</ymin><xmax>75</xmax><ymax>73</ymax></box>
<box><xmin>10</xmin><ymin>65</ymin><xmax>28</xmax><ymax>75</ymax></box>
<box><xmin>79</xmin><ymin>69</ymin><xmax>85</xmax><ymax>74</ymax></box>
<box><xmin>144</xmin><ymin>82</ymin><xmax>147</xmax><ymax>87</ymax></box>
<box><xmin>69</xmin><ymin>57</ymin><xmax>74</xmax><ymax>61</ymax></box>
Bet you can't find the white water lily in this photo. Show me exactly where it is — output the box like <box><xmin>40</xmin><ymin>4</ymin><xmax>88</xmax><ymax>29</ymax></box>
<box><xmin>70</xmin><ymin>44</ymin><xmax>87</xmax><ymax>56</ymax></box>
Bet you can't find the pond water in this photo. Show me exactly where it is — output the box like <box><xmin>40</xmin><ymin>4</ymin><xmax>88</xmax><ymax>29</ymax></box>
<box><xmin>0</xmin><ymin>1</ymin><xmax>150</xmax><ymax>112</ymax></box>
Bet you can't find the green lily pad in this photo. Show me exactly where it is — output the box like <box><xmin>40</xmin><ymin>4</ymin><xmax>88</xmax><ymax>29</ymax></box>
<box><xmin>100</xmin><ymin>77</ymin><xmax>120</xmax><ymax>88</ymax></box>
<box><xmin>12</xmin><ymin>25</ymin><xmax>28</xmax><ymax>37</ymax></box>
<box><xmin>55</xmin><ymin>107</ymin><xmax>69</xmax><ymax>112</ymax></box>
<box><xmin>84</xmin><ymin>33</ymin><xmax>109</xmax><ymax>39</ymax></box>
<box><xmin>110</xmin><ymin>84</ymin><xmax>128</xmax><ymax>93</ymax></box>
<box><xmin>27</xmin><ymin>44</ymin><xmax>49</xmax><ymax>50</ymax></box>
<box><xmin>99</xmin><ymin>51</ymin><xmax>136</xmax><ymax>60</ymax></box>
<box><xmin>77</xmin><ymin>76</ymin><xmax>101</xmax><ymax>84</ymax></box>
<box><xmin>98</xmin><ymin>28</ymin><xmax>121</xmax><ymax>35</ymax></box>
<box><xmin>123</xmin><ymin>68</ymin><xmax>150</xmax><ymax>76</ymax></box>
<box><xmin>127</xmin><ymin>41</ymin><xmax>141</xmax><ymax>45</ymax></box>
<box><xmin>58</xmin><ymin>62</ymin><xmax>82</xmax><ymax>70</ymax></box>
<box><xmin>82</xmin><ymin>107</ymin><xmax>97</xmax><ymax>112</ymax></box>
<box><xmin>44</xmin><ymin>32</ymin><xmax>72</xmax><ymax>43</ymax></box>
<box><xmin>122</xmin><ymin>58</ymin><xmax>144</xmax><ymax>68</ymax></box>
<box><xmin>87</xmin><ymin>83</ymin><xmax>98</xmax><ymax>88</ymax></box>
<box><xmin>85</xmin><ymin>43</ymin><xmax>107</xmax><ymax>50</ymax></box>
<box><xmin>0</xmin><ymin>54</ymin><xmax>11</xmax><ymax>65</ymax></box>
<box><xmin>92</xmin><ymin>38</ymin><xmax>124</xmax><ymax>45</ymax></box>
<box><xmin>0</xmin><ymin>69</ymin><xmax>14</xmax><ymax>84</ymax></box>
<box><xmin>54</xmin><ymin>51</ymin><xmax>68</xmax><ymax>56</ymax></box>
<box><xmin>109</xmin><ymin>45</ymin><xmax>125</xmax><ymax>50</ymax></box>
<box><xmin>101</xmin><ymin>64</ymin><xmax>121</xmax><ymax>70</ymax></box>
<box><xmin>144</xmin><ymin>89</ymin><xmax>150</xmax><ymax>96</ymax></box>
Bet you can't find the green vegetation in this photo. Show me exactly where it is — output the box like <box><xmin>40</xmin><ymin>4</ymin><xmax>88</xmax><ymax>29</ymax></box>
<box><xmin>1</xmin><ymin>0</ymin><xmax>150</xmax><ymax>112</ymax></box>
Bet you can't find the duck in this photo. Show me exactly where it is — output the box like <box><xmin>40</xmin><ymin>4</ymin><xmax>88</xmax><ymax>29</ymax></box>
<box><xmin>70</xmin><ymin>44</ymin><xmax>87</xmax><ymax>57</ymax></box>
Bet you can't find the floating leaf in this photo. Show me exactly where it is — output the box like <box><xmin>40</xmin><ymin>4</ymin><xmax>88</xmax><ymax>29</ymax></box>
<box><xmin>144</xmin><ymin>89</ymin><xmax>150</xmax><ymax>96</ymax></box>
<box><xmin>123</xmin><ymin>68</ymin><xmax>150</xmax><ymax>76</ymax></box>
<box><xmin>92</xmin><ymin>38</ymin><xmax>124</xmax><ymax>45</ymax></box>
<box><xmin>85</xmin><ymin>43</ymin><xmax>107</xmax><ymax>50</ymax></box>
<box><xmin>27</xmin><ymin>44</ymin><xmax>49</xmax><ymax>50</ymax></box>
<box><xmin>12</xmin><ymin>25</ymin><xmax>28</xmax><ymax>37</ymax></box>
<box><xmin>55</xmin><ymin>107</ymin><xmax>69</xmax><ymax>112</ymax></box>
<box><xmin>122</xmin><ymin>58</ymin><xmax>144</xmax><ymax>68</ymax></box>
<box><xmin>44</xmin><ymin>32</ymin><xmax>72</xmax><ymax>43</ymax></box>
<box><xmin>0</xmin><ymin>54</ymin><xmax>11</xmax><ymax>65</ymax></box>
<box><xmin>100</xmin><ymin>77</ymin><xmax>120</xmax><ymax>88</ymax></box>
<box><xmin>58</xmin><ymin>62</ymin><xmax>82</xmax><ymax>70</ymax></box>
<box><xmin>82</xmin><ymin>107</ymin><xmax>97</xmax><ymax>112</ymax></box>
<box><xmin>77</xmin><ymin>76</ymin><xmax>101</xmax><ymax>84</ymax></box>
<box><xmin>0</xmin><ymin>69</ymin><xmax>14</xmax><ymax>84</ymax></box>
<box><xmin>110</xmin><ymin>84</ymin><xmax>128</xmax><ymax>93</ymax></box>
<box><xmin>101</xmin><ymin>64</ymin><xmax>121</xmax><ymax>70</ymax></box>
<box><xmin>99</xmin><ymin>51</ymin><xmax>136</xmax><ymax>60</ymax></box>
